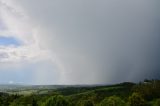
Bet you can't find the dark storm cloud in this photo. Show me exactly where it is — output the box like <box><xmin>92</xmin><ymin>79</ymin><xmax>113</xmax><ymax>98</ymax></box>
<box><xmin>13</xmin><ymin>0</ymin><xmax>160</xmax><ymax>84</ymax></box>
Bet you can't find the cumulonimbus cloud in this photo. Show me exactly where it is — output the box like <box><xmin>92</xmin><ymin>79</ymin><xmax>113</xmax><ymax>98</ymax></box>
<box><xmin>0</xmin><ymin>0</ymin><xmax>160</xmax><ymax>84</ymax></box>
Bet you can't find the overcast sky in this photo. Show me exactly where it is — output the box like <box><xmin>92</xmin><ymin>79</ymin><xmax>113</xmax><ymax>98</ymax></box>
<box><xmin>0</xmin><ymin>0</ymin><xmax>160</xmax><ymax>85</ymax></box>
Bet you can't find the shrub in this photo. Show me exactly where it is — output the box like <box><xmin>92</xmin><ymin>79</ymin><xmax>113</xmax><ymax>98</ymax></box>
<box><xmin>154</xmin><ymin>98</ymin><xmax>160</xmax><ymax>106</ymax></box>
<box><xmin>128</xmin><ymin>92</ymin><xmax>146</xmax><ymax>106</ymax></box>
<box><xmin>77</xmin><ymin>100</ymin><xmax>94</xmax><ymax>106</ymax></box>
<box><xmin>42</xmin><ymin>95</ymin><xmax>70</xmax><ymax>106</ymax></box>
<box><xmin>100</xmin><ymin>96</ymin><xmax>125</xmax><ymax>106</ymax></box>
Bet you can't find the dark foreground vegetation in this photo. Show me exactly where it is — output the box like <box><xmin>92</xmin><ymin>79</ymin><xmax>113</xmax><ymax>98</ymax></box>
<box><xmin>0</xmin><ymin>79</ymin><xmax>160</xmax><ymax>106</ymax></box>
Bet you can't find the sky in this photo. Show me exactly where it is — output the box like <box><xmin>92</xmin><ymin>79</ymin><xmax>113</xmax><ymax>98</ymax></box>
<box><xmin>0</xmin><ymin>0</ymin><xmax>160</xmax><ymax>85</ymax></box>
<box><xmin>0</xmin><ymin>36</ymin><xmax>21</xmax><ymax>46</ymax></box>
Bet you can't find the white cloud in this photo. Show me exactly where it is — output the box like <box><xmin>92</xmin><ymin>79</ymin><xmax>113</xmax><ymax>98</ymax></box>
<box><xmin>0</xmin><ymin>0</ymin><xmax>59</xmax><ymax>84</ymax></box>
<box><xmin>0</xmin><ymin>0</ymin><xmax>52</xmax><ymax>63</ymax></box>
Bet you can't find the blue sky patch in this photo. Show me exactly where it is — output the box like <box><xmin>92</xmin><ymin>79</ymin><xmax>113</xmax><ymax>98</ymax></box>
<box><xmin>0</xmin><ymin>36</ymin><xmax>21</xmax><ymax>46</ymax></box>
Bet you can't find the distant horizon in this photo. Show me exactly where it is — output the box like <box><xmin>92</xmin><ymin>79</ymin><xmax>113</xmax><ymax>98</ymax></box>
<box><xmin>0</xmin><ymin>79</ymin><xmax>155</xmax><ymax>86</ymax></box>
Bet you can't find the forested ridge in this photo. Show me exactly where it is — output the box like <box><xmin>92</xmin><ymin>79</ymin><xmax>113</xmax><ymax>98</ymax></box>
<box><xmin>0</xmin><ymin>79</ymin><xmax>160</xmax><ymax>106</ymax></box>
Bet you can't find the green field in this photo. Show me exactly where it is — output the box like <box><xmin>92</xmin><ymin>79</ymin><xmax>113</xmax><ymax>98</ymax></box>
<box><xmin>0</xmin><ymin>79</ymin><xmax>160</xmax><ymax>106</ymax></box>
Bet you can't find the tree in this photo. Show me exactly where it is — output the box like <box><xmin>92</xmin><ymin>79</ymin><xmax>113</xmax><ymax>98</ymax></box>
<box><xmin>32</xmin><ymin>98</ymin><xmax>38</xmax><ymax>106</ymax></box>
<box><xmin>128</xmin><ymin>92</ymin><xmax>146</xmax><ymax>106</ymax></box>
<box><xmin>154</xmin><ymin>98</ymin><xmax>160</xmax><ymax>106</ymax></box>
<box><xmin>100</xmin><ymin>96</ymin><xmax>125</xmax><ymax>106</ymax></box>
<box><xmin>77</xmin><ymin>100</ymin><xmax>94</xmax><ymax>106</ymax></box>
<box><xmin>42</xmin><ymin>95</ymin><xmax>70</xmax><ymax>106</ymax></box>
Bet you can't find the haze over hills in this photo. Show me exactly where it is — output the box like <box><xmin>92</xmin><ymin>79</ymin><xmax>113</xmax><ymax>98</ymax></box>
<box><xmin>0</xmin><ymin>84</ymin><xmax>112</xmax><ymax>91</ymax></box>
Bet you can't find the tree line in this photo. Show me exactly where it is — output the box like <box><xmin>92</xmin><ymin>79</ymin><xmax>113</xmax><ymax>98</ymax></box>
<box><xmin>0</xmin><ymin>79</ymin><xmax>160</xmax><ymax>106</ymax></box>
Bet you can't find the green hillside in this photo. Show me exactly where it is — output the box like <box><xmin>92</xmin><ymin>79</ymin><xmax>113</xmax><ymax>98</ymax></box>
<box><xmin>0</xmin><ymin>79</ymin><xmax>160</xmax><ymax>106</ymax></box>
